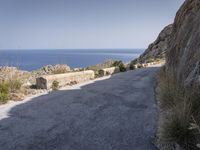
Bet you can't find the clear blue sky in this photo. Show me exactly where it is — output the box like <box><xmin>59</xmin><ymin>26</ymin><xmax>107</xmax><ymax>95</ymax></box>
<box><xmin>0</xmin><ymin>0</ymin><xmax>184</xmax><ymax>49</ymax></box>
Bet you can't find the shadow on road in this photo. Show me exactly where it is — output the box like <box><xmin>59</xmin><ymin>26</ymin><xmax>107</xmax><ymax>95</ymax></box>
<box><xmin>0</xmin><ymin>67</ymin><xmax>160</xmax><ymax>150</ymax></box>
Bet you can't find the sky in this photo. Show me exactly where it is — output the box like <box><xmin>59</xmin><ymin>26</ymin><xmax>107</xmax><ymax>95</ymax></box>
<box><xmin>0</xmin><ymin>0</ymin><xmax>184</xmax><ymax>49</ymax></box>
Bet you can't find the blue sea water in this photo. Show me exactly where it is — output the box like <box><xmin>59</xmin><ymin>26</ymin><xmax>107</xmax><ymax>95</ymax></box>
<box><xmin>0</xmin><ymin>49</ymin><xmax>144</xmax><ymax>71</ymax></box>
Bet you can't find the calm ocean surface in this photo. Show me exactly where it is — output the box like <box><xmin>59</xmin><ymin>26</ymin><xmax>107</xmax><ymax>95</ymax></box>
<box><xmin>0</xmin><ymin>49</ymin><xmax>144</xmax><ymax>71</ymax></box>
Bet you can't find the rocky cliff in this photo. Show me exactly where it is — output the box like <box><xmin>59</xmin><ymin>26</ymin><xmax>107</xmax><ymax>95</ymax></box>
<box><xmin>158</xmin><ymin>0</ymin><xmax>200</xmax><ymax>149</ymax></box>
<box><xmin>135</xmin><ymin>24</ymin><xmax>173</xmax><ymax>63</ymax></box>
<box><xmin>166</xmin><ymin>0</ymin><xmax>200</xmax><ymax>87</ymax></box>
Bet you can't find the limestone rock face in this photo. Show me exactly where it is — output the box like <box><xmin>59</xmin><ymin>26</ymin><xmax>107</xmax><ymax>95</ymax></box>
<box><xmin>136</xmin><ymin>24</ymin><xmax>173</xmax><ymax>63</ymax></box>
<box><xmin>157</xmin><ymin>1</ymin><xmax>200</xmax><ymax>149</ymax></box>
<box><xmin>166</xmin><ymin>0</ymin><xmax>200</xmax><ymax>87</ymax></box>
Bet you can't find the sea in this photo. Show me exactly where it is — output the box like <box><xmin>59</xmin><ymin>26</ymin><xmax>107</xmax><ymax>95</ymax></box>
<box><xmin>0</xmin><ymin>49</ymin><xmax>144</xmax><ymax>71</ymax></box>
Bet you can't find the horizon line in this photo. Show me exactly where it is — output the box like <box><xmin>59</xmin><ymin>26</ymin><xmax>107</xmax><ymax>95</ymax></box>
<box><xmin>0</xmin><ymin>48</ymin><xmax>145</xmax><ymax>50</ymax></box>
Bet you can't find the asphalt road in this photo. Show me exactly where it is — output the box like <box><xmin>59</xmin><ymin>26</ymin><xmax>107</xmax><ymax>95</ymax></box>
<box><xmin>0</xmin><ymin>67</ymin><xmax>159</xmax><ymax>150</ymax></box>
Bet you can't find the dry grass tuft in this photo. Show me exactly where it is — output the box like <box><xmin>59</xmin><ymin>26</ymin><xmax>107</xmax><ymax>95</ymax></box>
<box><xmin>0</xmin><ymin>75</ymin><xmax>23</xmax><ymax>103</ymax></box>
<box><xmin>158</xmin><ymin>66</ymin><xmax>200</xmax><ymax>150</ymax></box>
<box><xmin>0</xmin><ymin>81</ymin><xmax>10</xmax><ymax>103</ymax></box>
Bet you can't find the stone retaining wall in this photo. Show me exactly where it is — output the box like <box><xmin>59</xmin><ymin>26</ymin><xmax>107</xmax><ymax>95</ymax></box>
<box><xmin>98</xmin><ymin>67</ymin><xmax>120</xmax><ymax>77</ymax></box>
<box><xmin>36</xmin><ymin>70</ymin><xmax>95</xmax><ymax>89</ymax></box>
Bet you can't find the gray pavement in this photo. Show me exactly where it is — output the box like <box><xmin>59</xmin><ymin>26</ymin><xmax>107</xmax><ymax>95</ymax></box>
<box><xmin>0</xmin><ymin>67</ymin><xmax>159</xmax><ymax>150</ymax></box>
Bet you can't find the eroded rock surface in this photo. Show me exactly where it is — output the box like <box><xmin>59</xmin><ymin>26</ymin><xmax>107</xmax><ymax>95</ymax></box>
<box><xmin>134</xmin><ymin>24</ymin><xmax>173</xmax><ymax>64</ymax></box>
<box><xmin>166</xmin><ymin>0</ymin><xmax>200</xmax><ymax>86</ymax></box>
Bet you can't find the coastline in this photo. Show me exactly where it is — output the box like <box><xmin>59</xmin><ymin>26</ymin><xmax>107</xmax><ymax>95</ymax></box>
<box><xmin>0</xmin><ymin>49</ymin><xmax>143</xmax><ymax>71</ymax></box>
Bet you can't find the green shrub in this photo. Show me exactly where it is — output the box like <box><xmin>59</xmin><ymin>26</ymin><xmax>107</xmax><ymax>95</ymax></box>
<box><xmin>113</xmin><ymin>60</ymin><xmax>122</xmax><ymax>67</ymax></box>
<box><xmin>0</xmin><ymin>82</ymin><xmax>10</xmax><ymax>103</ymax></box>
<box><xmin>113</xmin><ymin>60</ymin><xmax>126</xmax><ymax>72</ymax></box>
<box><xmin>52</xmin><ymin>80</ymin><xmax>59</xmax><ymax>90</ymax></box>
<box><xmin>119</xmin><ymin>63</ymin><xmax>126</xmax><ymax>72</ymax></box>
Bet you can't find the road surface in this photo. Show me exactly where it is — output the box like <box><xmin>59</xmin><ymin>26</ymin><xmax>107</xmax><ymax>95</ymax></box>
<box><xmin>0</xmin><ymin>67</ymin><xmax>159</xmax><ymax>150</ymax></box>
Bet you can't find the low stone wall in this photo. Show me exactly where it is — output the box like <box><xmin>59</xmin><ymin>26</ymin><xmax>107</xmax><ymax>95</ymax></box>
<box><xmin>36</xmin><ymin>70</ymin><xmax>95</xmax><ymax>89</ymax></box>
<box><xmin>134</xmin><ymin>61</ymin><xmax>164</xmax><ymax>68</ymax></box>
<box><xmin>98</xmin><ymin>67</ymin><xmax>120</xmax><ymax>77</ymax></box>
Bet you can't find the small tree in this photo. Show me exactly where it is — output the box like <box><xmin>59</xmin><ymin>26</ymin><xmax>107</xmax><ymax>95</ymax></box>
<box><xmin>113</xmin><ymin>61</ymin><xmax>126</xmax><ymax>72</ymax></box>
